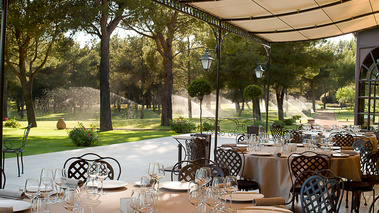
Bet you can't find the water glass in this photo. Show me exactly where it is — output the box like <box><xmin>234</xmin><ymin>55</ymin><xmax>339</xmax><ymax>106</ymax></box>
<box><xmin>137</xmin><ymin>190</ymin><xmax>155</xmax><ymax>213</ymax></box>
<box><xmin>62</xmin><ymin>188</ymin><xmax>80</xmax><ymax>213</ymax></box>
<box><xmin>78</xmin><ymin>205</ymin><xmax>93</xmax><ymax>213</ymax></box>
<box><xmin>96</xmin><ymin>162</ymin><xmax>108</xmax><ymax>195</ymax></box>
<box><xmin>188</xmin><ymin>185</ymin><xmax>204</xmax><ymax>213</ymax></box>
<box><xmin>52</xmin><ymin>168</ymin><xmax>66</xmax><ymax>203</ymax></box>
<box><xmin>204</xmin><ymin>187</ymin><xmax>220</xmax><ymax>213</ymax></box>
<box><xmin>120</xmin><ymin>197</ymin><xmax>133</xmax><ymax>213</ymax></box>
<box><xmin>86</xmin><ymin>162</ymin><xmax>99</xmax><ymax>194</ymax></box>
<box><xmin>195</xmin><ymin>167</ymin><xmax>212</xmax><ymax>186</ymax></box>
<box><xmin>140</xmin><ymin>176</ymin><xmax>152</xmax><ymax>189</ymax></box>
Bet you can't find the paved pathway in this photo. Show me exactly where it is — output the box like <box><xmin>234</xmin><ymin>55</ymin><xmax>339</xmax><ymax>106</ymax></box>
<box><xmin>313</xmin><ymin>109</ymin><xmax>351</xmax><ymax>127</ymax></box>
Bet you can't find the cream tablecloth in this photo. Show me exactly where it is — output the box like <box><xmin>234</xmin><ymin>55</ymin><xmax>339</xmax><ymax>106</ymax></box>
<box><xmin>241</xmin><ymin>146</ymin><xmax>361</xmax><ymax>202</ymax></box>
<box><xmin>23</xmin><ymin>184</ymin><xmax>281</xmax><ymax>213</ymax></box>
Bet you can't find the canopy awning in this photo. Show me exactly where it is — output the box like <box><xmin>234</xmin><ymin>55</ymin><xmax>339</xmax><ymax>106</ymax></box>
<box><xmin>155</xmin><ymin>0</ymin><xmax>379</xmax><ymax>43</ymax></box>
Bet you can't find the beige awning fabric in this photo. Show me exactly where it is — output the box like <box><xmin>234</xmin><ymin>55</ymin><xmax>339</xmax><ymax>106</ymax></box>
<box><xmin>181</xmin><ymin>0</ymin><xmax>379</xmax><ymax>42</ymax></box>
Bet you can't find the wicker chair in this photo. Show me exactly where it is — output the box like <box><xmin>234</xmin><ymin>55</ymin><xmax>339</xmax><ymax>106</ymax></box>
<box><xmin>288</xmin><ymin>151</ymin><xmax>330</xmax><ymax>209</ymax></box>
<box><xmin>214</xmin><ymin>148</ymin><xmax>260</xmax><ymax>191</ymax></box>
<box><xmin>299</xmin><ymin>170</ymin><xmax>344</xmax><ymax>213</ymax></box>
<box><xmin>63</xmin><ymin>153</ymin><xmax>121</xmax><ymax>182</ymax></box>
<box><xmin>2</xmin><ymin>123</ymin><xmax>32</xmax><ymax>177</ymax></box>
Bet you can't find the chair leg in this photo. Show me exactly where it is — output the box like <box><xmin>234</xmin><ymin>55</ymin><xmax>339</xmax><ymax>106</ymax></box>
<box><xmin>2</xmin><ymin>152</ymin><xmax>4</xmax><ymax>169</ymax></box>
<box><xmin>346</xmin><ymin>190</ymin><xmax>349</xmax><ymax>208</ymax></box>
<box><xmin>21</xmin><ymin>152</ymin><xmax>24</xmax><ymax>174</ymax></box>
<box><xmin>16</xmin><ymin>153</ymin><xmax>20</xmax><ymax>177</ymax></box>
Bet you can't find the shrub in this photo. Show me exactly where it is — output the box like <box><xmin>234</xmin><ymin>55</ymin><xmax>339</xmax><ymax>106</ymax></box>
<box><xmin>170</xmin><ymin>117</ymin><xmax>196</xmax><ymax>133</ymax></box>
<box><xmin>4</xmin><ymin>117</ymin><xmax>21</xmax><ymax>128</ymax></box>
<box><xmin>69</xmin><ymin>122</ymin><xmax>100</xmax><ymax>147</ymax></box>
<box><xmin>271</xmin><ymin>120</ymin><xmax>285</xmax><ymax>127</ymax></box>
<box><xmin>197</xmin><ymin>121</ymin><xmax>214</xmax><ymax>131</ymax></box>
<box><xmin>254</xmin><ymin>120</ymin><xmax>266</xmax><ymax>130</ymax></box>
<box><xmin>283</xmin><ymin>118</ymin><xmax>295</xmax><ymax>125</ymax></box>
<box><xmin>90</xmin><ymin>121</ymin><xmax>100</xmax><ymax>129</ymax></box>
<box><xmin>291</xmin><ymin>115</ymin><xmax>301</xmax><ymax>120</ymax></box>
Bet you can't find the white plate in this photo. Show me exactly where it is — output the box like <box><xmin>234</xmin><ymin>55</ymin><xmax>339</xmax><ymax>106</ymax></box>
<box><xmin>250</xmin><ymin>152</ymin><xmax>273</xmax><ymax>156</ymax></box>
<box><xmin>237</xmin><ymin>144</ymin><xmax>249</xmax><ymax>147</ymax></box>
<box><xmin>88</xmin><ymin>180</ymin><xmax>128</xmax><ymax>189</ymax></box>
<box><xmin>159</xmin><ymin>181</ymin><xmax>195</xmax><ymax>191</ymax></box>
<box><xmin>223</xmin><ymin>192</ymin><xmax>264</xmax><ymax>202</ymax></box>
<box><xmin>0</xmin><ymin>200</ymin><xmax>31</xmax><ymax>212</ymax></box>
<box><xmin>239</xmin><ymin>206</ymin><xmax>292</xmax><ymax>213</ymax></box>
<box><xmin>332</xmin><ymin>153</ymin><xmax>350</xmax><ymax>158</ymax></box>
<box><xmin>295</xmin><ymin>144</ymin><xmax>304</xmax><ymax>147</ymax></box>
<box><xmin>331</xmin><ymin>146</ymin><xmax>341</xmax><ymax>150</ymax></box>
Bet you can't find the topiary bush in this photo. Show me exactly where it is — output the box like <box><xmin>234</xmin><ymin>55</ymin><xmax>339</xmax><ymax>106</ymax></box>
<box><xmin>69</xmin><ymin>122</ymin><xmax>100</xmax><ymax>147</ymax></box>
<box><xmin>170</xmin><ymin>117</ymin><xmax>196</xmax><ymax>133</ymax></box>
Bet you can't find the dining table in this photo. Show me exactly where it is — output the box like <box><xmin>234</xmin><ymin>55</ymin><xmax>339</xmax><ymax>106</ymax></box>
<box><xmin>14</xmin><ymin>181</ymin><xmax>293</xmax><ymax>213</ymax></box>
<box><xmin>241</xmin><ymin>144</ymin><xmax>361</xmax><ymax>202</ymax></box>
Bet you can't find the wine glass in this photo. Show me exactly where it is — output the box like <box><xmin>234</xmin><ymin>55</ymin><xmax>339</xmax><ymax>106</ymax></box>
<box><xmin>195</xmin><ymin>167</ymin><xmax>212</xmax><ymax>186</ymax></box>
<box><xmin>148</xmin><ymin>163</ymin><xmax>159</xmax><ymax>191</ymax></box>
<box><xmin>204</xmin><ymin>187</ymin><xmax>220</xmax><ymax>213</ymax></box>
<box><xmin>223</xmin><ymin>176</ymin><xmax>238</xmax><ymax>212</ymax></box>
<box><xmin>155</xmin><ymin>164</ymin><xmax>165</xmax><ymax>195</ymax></box>
<box><xmin>188</xmin><ymin>185</ymin><xmax>204</xmax><ymax>213</ymax></box>
<box><xmin>96</xmin><ymin>162</ymin><xmax>108</xmax><ymax>195</ymax></box>
<box><xmin>38</xmin><ymin>176</ymin><xmax>53</xmax><ymax>213</ymax></box>
<box><xmin>78</xmin><ymin>205</ymin><xmax>94</xmax><ymax>213</ymax></box>
<box><xmin>212</xmin><ymin>177</ymin><xmax>226</xmax><ymax>211</ymax></box>
<box><xmin>140</xmin><ymin>176</ymin><xmax>151</xmax><ymax>189</ymax></box>
<box><xmin>24</xmin><ymin>178</ymin><xmax>39</xmax><ymax>199</ymax></box>
<box><xmin>62</xmin><ymin>188</ymin><xmax>80</xmax><ymax>213</ymax></box>
<box><xmin>52</xmin><ymin>168</ymin><xmax>66</xmax><ymax>203</ymax></box>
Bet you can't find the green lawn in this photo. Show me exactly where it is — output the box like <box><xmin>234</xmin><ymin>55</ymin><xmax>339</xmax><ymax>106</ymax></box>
<box><xmin>333</xmin><ymin>109</ymin><xmax>354</xmax><ymax>122</ymax></box>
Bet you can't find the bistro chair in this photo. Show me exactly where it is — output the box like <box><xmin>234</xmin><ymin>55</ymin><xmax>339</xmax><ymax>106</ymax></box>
<box><xmin>369</xmin><ymin>195</ymin><xmax>379</xmax><ymax>213</ymax></box>
<box><xmin>286</xmin><ymin>129</ymin><xmax>303</xmax><ymax>143</ymax></box>
<box><xmin>287</xmin><ymin>151</ymin><xmax>330</xmax><ymax>210</ymax></box>
<box><xmin>171</xmin><ymin>159</ymin><xmax>226</xmax><ymax>182</ymax></box>
<box><xmin>299</xmin><ymin>170</ymin><xmax>344</xmax><ymax>213</ymax></box>
<box><xmin>185</xmin><ymin>136</ymin><xmax>210</xmax><ymax>162</ymax></box>
<box><xmin>0</xmin><ymin>167</ymin><xmax>5</xmax><ymax>189</ymax></box>
<box><xmin>214</xmin><ymin>147</ymin><xmax>260</xmax><ymax>191</ymax></box>
<box><xmin>333</xmin><ymin>132</ymin><xmax>355</xmax><ymax>147</ymax></box>
<box><xmin>63</xmin><ymin>153</ymin><xmax>121</xmax><ymax>182</ymax></box>
<box><xmin>2</xmin><ymin>123</ymin><xmax>32</xmax><ymax>177</ymax></box>
<box><xmin>270</xmin><ymin>124</ymin><xmax>285</xmax><ymax>139</ymax></box>
<box><xmin>344</xmin><ymin>151</ymin><xmax>379</xmax><ymax>213</ymax></box>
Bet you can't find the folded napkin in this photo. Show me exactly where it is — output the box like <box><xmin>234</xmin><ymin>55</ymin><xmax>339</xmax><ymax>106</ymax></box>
<box><xmin>235</xmin><ymin>147</ymin><xmax>247</xmax><ymax>153</ymax></box>
<box><xmin>253</xmin><ymin>197</ymin><xmax>286</xmax><ymax>206</ymax></box>
<box><xmin>0</xmin><ymin>189</ymin><xmax>26</xmax><ymax>199</ymax></box>
<box><xmin>61</xmin><ymin>177</ymin><xmax>84</xmax><ymax>188</ymax></box>
<box><xmin>221</xmin><ymin>144</ymin><xmax>237</xmax><ymax>147</ymax></box>
<box><xmin>342</xmin><ymin>147</ymin><xmax>354</xmax><ymax>151</ymax></box>
<box><xmin>0</xmin><ymin>207</ymin><xmax>13</xmax><ymax>213</ymax></box>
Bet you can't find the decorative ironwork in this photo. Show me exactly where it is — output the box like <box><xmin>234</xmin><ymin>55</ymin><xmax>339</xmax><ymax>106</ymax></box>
<box><xmin>151</xmin><ymin>0</ymin><xmax>270</xmax><ymax>47</ymax></box>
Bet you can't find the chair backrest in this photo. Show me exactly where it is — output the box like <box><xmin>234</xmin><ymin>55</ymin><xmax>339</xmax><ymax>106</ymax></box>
<box><xmin>353</xmin><ymin>139</ymin><xmax>374</xmax><ymax>174</ymax></box>
<box><xmin>299</xmin><ymin>171</ymin><xmax>343</xmax><ymax>213</ymax></box>
<box><xmin>364</xmin><ymin>152</ymin><xmax>379</xmax><ymax>186</ymax></box>
<box><xmin>63</xmin><ymin>153</ymin><xmax>121</xmax><ymax>182</ymax></box>
<box><xmin>270</xmin><ymin>124</ymin><xmax>285</xmax><ymax>139</ymax></box>
<box><xmin>288</xmin><ymin>151</ymin><xmax>330</xmax><ymax>186</ymax></box>
<box><xmin>333</xmin><ymin>132</ymin><xmax>355</xmax><ymax>147</ymax></box>
<box><xmin>287</xmin><ymin>129</ymin><xmax>302</xmax><ymax>143</ymax></box>
<box><xmin>20</xmin><ymin>123</ymin><xmax>32</xmax><ymax>148</ymax></box>
<box><xmin>186</xmin><ymin>137</ymin><xmax>209</xmax><ymax>161</ymax></box>
<box><xmin>0</xmin><ymin>167</ymin><xmax>5</xmax><ymax>189</ymax></box>
<box><xmin>172</xmin><ymin>159</ymin><xmax>226</xmax><ymax>182</ymax></box>
<box><xmin>214</xmin><ymin>148</ymin><xmax>242</xmax><ymax>177</ymax></box>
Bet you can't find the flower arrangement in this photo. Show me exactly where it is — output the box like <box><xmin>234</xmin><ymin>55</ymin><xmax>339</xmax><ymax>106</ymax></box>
<box><xmin>170</xmin><ymin>116</ymin><xmax>196</xmax><ymax>133</ymax></box>
<box><xmin>69</xmin><ymin>122</ymin><xmax>100</xmax><ymax>147</ymax></box>
<box><xmin>4</xmin><ymin>117</ymin><xmax>21</xmax><ymax>128</ymax></box>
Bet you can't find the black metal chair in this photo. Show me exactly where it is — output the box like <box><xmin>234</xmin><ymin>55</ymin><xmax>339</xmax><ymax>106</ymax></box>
<box><xmin>369</xmin><ymin>195</ymin><xmax>379</xmax><ymax>213</ymax></box>
<box><xmin>333</xmin><ymin>132</ymin><xmax>355</xmax><ymax>147</ymax></box>
<box><xmin>214</xmin><ymin>147</ymin><xmax>260</xmax><ymax>191</ymax></box>
<box><xmin>0</xmin><ymin>167</ymin><xmax>5</xmax><ymax>189</ymax></box>
<box><xmin>287</xmin><ymin>151</ymin><xmax>330</xmax><ymax>210</ymax></box>
<box><xmin>344</xmin><ymin>151</ymin><xmax>379</xmax><ymax>213</ymax></box>
<box><xmin>270</xmin><ymin>124</ymin><xmax>285</xmax><ymax>139</ymax></box>
<box><xmin>63</xmin><ymin>153</ymin><xmax>121</xmax><ymax>182</ymax></box>
<box><xmin>171</xmin><ymin>159</ymin><xmax>226</xmax><ymax>182</ymax></box>
<box><xmin>2</xmin><ymin>123</ymin><xmax>32</xmax><ymax>177</ymax></box>
<box><xmin>299</xmin><ymin>170</ymin><xmax>344</xmax><ymax>213</ymax></box>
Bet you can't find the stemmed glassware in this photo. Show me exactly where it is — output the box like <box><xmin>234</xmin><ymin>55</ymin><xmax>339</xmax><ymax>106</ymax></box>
<box><xmin>188</xmin><ymin>185</ymin><xmax>204</xmax><ymax>213</ymax></box>
<box><xmin>62</xmin><ymin>188</ymin><xmax>80</xmax><ymax>213</ymax></box>
<box><xmin>223</xmin><ymin>176</ymin><xmax>238</xmax><ymax>212</ymax></box>
<box><xmin>96</xmin><ymin>162</ymin><xmax>108</xmax><ymax>195</ymax></box>
<box><xmin>39</xmin><ymin>168</ymin><xmax>54</xmax><ymax>213</ymax></box>
<box><xmin>130</xmin><ymin>189</ymin><xmax>155</xmax><ymax>213</ymax></box>
<box><xmin>52</xmin><ymin>168</ymin><xmax>66</xmax><ymax>203</ymax></box>
<box><xmin>148</xmin><ymin>162</ymin><xmax>165</xmax><ymax>194</ymax></box>
<box><xmin>195</xmin><ymin>167</ymin><xmax>212</xmax><ymax>187</ymax></box>
<box><xmin>212</xmin><ymin>177</ymin><xmax>226</xmax><ymax>211</ymax></box>
<box><xmin>25</xmin><ymin>178</ymin><xmax>40</xmax><ymax>212</ymax></box>
<box><xmin>204</xmin><ymin>187</ymin><xmax>220</xmax><ymax>213</ymax></box>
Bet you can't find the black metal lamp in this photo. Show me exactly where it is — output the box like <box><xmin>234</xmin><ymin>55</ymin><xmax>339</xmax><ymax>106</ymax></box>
<box><xmin>200</xmin><ymin>49</ymin><xmax>214</xmax><ymax>70</ymax></box>
<box><xmin>254</xmin><ymin>64</ymin><xmax>265</xmax><ymax>79</ymax></box>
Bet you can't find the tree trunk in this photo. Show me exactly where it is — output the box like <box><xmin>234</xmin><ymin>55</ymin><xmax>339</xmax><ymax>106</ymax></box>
<box><xmin>140</xmin><ymin>104</ymin><xmax>144</xmax><ymax>119</ymax></box>
<box><xmin>99</xmin><ymin>31</ymin><xmax>113</xmax><ymax>131</ymax></box>
<box><xmin>276</xmin><ymin>86</ymin><xmax>285</xmax><ymax>120</ymax></box>
<box><xmin>199</xmin><ymin>99</ymin><xmax>203</xmax><ymax>134</ymax></box>
<box><xmin>188</xmin><ymin>96</ymin><xmax>192</xmax><ymax>119</ymax></box>
<box><xmin>310</xmin><ymin>80</ymin><xmax>316</xmax><ymax>112</ymax></box>
<box><xmin>160</xmin><ymin>41</ymin><xmax>174</xmax><ymax>126</ymax></box>
<box><xmin>235</xmin><ymin>102</ymin><xmax>241</xmax><ymax>114</ymax></box>
<box><xmin>2</xmin><ymin>82</ymin><xmax>7</xmax><ymax>120</ymax></box>
<box><xmin>253</xmin><ymin>98</ymin><xmax>261</xmax><ymax>121</ymax></box>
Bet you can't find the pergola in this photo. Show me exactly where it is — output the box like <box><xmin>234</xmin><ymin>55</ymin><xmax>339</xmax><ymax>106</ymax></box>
<box><xmin>151</xmin><ymin>0</ymin><xmax>379</xmax><ymax>148</ymax></box>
